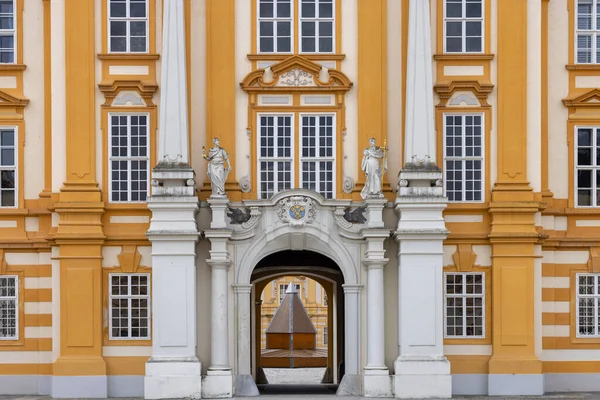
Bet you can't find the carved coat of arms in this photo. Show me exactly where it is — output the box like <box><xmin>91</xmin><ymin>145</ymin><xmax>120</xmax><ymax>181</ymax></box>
<box><xmin>277</xmin><ymin>196</ymin><xmax>316</xmax><ymax>227</ymax></box>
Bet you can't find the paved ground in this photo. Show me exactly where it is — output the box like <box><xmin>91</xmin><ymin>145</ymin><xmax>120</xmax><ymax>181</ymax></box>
<box><xmin>264</xmin><ymin>368</ymin><xmax>326</xmax><ymax>384</ymax></box>
<box><xmin>5</xmin><ymin>394</ymin><xmax>600</xmax><ymax>399</ymax></box>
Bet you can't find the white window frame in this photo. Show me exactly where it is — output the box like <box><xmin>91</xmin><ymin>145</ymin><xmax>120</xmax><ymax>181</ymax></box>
<box><xmin>279</xmin><ymin>283</ymin><xmax>301</xmax><ymax>303</ymax></box>
<box><xmin>257</xmin><ymin>113</ymin><xmax>295</xmax><ymax>199</ymax></box>
<box><xmin>443</xmin><ymin>272</ymin><xmax>485</xmax><ymax>339</ymax></box>
<box><xmin>576</xmin><ymin>273</ymin><xmax>600</xmax><ymax>338</ymax></box>
<box><xmin>299</xmin><ymin>113</ymin><xmax>336</xmax><ymax>199</ymax></box>
<box><xmin>299</xmin><ymin>0</ymin><xmax>336</xmax><ymax>54</ymax></box>
<box><xmin>108</xmin><ymin>0</ymin><xmax>149</xmax><ymax>53</ymax></box>
<box><xmin>257</xmin><ymin>0</ymin><xmax>294</xmax><ymax>54</ymax></box>
<box><xmin>323</xmin><ymin>326</ymin><xmax>328</xmax><ymax>345</ymax></box>
<box><xmin>108</xmin><ymin>273</ymin><xmax>151</xmax><ymax>340</ymax></box>
<box><xmin>0</xmin><ymin>126</ymin><xmax>17</xmax><ymax>209</ymax></box>
<box><xmin>0</xmin><ymin>275</ymin><xmax>18</xmax><ymax>340</ymax></box>
<box><xmin>0</xmin><ymin>0</ymin><xmax>16</xmax><ymax>64</ymax></box>
<box><xmin>443</xmin><ymin>0</ymin><xmax>484</xmax><ymax>54</ymax></box>
<box><xmin>574</xmin><ymin>126</ymin><xmax>600</xmax><ymax>207</ymax></box>
<box><xmin>108</xmin><ymin>113</ymin><xmax>150</xmax><ymax>203</ymax></box>
<box><xmin>575</xmin><ymin>0</ymin><xmax>600</xmax><ymax>64</ymax></box>
<box><xmin>442</xmin><ymin>113</ymin><xmax>485</xmax><ymax>203</ymax></box>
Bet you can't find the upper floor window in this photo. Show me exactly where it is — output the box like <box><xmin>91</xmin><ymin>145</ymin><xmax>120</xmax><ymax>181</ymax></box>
<box><xmin>0</xmin><ymin>0</ymin><xmax>15</xmax><ymax>63</ymax></box>
<box><xmin>0</xmin><ymin>275</ymin><xmax>18</xmax><ymax>340</ymax></box>
<box><xmin>109</xmin><ymin>114</ymin><xmax>149</xmax><ymax>203</ymax></box>
<box><xmin>109</xmin><ymin>0</ymin><xmax>148</xmax><ymax>53</ymax></box>
<box><xmin>258</xmin><ymin>0</ymin><xmax>335</xmax><ymax>54</ymax></box>
<box><xmin>576</xmin><ymin>0</ymin><xmax>600</xmax><ymax>63</ymax></box>
<box><xmin>443</xmin><ymin>114</ymin><xmax>484</xmax><ymax>203</ymax></box>
<box><xmin>0</xmin><ymin>128</ymin><xmax>16</xmax><ymax>208</ymax></box>
<box><xmin>444</xmin><ymin>272</ymin><xmax>485</xmax><ymax>338</ymax></box>
<box><xmin>444</xmin><ymin>0</ymin><xmax>483</xmax><ymax>53</ymax></box>
<box><xmin>576</xmin><ymin>273</ymin><xmax>600</xmax><ymax>337</ymax></box>
<box><xmin>575</xmin><ymin>127</ymin><xmax>600</xmax><ymax>207</ymax></box>
<box><xmin>279</xmin><ymin>282</ymin><xmax>301</xmax><ymax>303</ymax></box>
<box><xmin>109</xmin><ymin>273</ymin><xmax>150</xmax><ymax>339</ymax></box>
<box><xmin>258</xmin><ymin>113</ymin><xmax>335</xmax><ymax>199</ymax></box>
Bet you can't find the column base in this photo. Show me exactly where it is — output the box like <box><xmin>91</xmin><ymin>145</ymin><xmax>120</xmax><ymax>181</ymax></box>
<box><xmin>336</xmin><ymin>374</ymin><xmax>362</xmax><ymax>396</ymax></box>
<box><xmin>363</xmin><ymin>368</ymin><xmax>392</xmax><ymax>397</ymax></box>
<box><xmin>393</xmin><ymin>356</ymin><xmax>451</xmax><ymax>399</ymax></box>
<box><xmin>234</xmin><ymin>374</ymin><xmax>260</xmax><ymax>396</ymax></box>
<box><xmin>144</xmin><ymin>357</ymin><xmax>202</xmax><ymax>400</ymax></box>
<box><xmin>202</xmin><ymin>369</ymin><xmax>233</xmax><ymax>398</ymax></box>
<box><xmin>488</xmin><ymin>374</ymin><xmax>544</xmax><ymax>396</ymax></box>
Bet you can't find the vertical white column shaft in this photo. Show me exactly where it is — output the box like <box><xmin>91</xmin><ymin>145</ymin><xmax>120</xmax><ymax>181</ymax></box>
<box><xmin>365</xmin><ymin>264</ymin><xmax>386</xmax><ymax>368</ymax></box>
<box><xmin>210</xmin><ymin>264</ymin><xmax>230</xmax><ymax>369</ymax></box>
<box><xmin>233</xmin><ymin>285</ymin><xmax>252</xmax><ymax>375</ymax></box>
<box><xmin>342</xmin><ymin>284</ymin><xmax>361</xmax><ymax>375</ymax></box>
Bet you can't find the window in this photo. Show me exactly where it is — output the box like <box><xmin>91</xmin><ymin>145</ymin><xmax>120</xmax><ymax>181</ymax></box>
<box><xmin>576</xmin><ymin>0</ymin><xmax>600</xmax><ymax>63</ymax></box>
<box><xmin>109</xmin><ymin>114</ymin><xmax>149</xmax><ymax>203</ymax></box>
<box><xmin>576</xmin><ymin>274</ymin><xmax>600</xmax><ymax>337</ymax></box>
<box><xmin>0</xmin><ymin>275</ymin><xmax>17</xmax><ymax>340</ymax></box>
<box><xmin>575</xmin><ymin>127</ymin><xmax>600</xmax><ymax>207</ymax></box>
<box><xmin>258</xmin><ymin>113</ymin><xmax>336</xmax><ymax>199</ymax></box>
<box><xmin>444</xmin><ymin>272</ymin><xmax>484</xmax><ymax>338</ymax></box>
<box><xmin>0</xmin><ymin>128</ymin><xmax>16</xmax><ymax>208</ymax></box>
<box><xmin>323</xmin><ymin>326</ymin><xmax>328</xmax><ymax>345</ymax></box>
<box><xmin>109</xmin><ymin>274</ymin><xmax>150</xmax><ymax>339</ymax></box>
<box><xmin>108</xmin><ymin>0</ymin><xmax>148</xmax><ymax>53</ymax></box>
<box><xmin>444</xmin><ymin>0</ymin><xmax>483</xmax><ymax>53</ymax></box>
<box><xmin>443</xmin><ymin>114</ymin><xmax>484</xmax><ymax>202</ymax></box>
<box><xmin>257</xmin><ymin>0</ymin><xmax>335</xmax><ymax>54</ymax></box>
<box><xmin>0</xmin><ymin>0</ymin><xmax>15</xmax><ymax>63</ymax></box>
<box><xmin>279</xmin><ymin>283</ymin><xmax>301</xmax><ymax>303</ymax></box>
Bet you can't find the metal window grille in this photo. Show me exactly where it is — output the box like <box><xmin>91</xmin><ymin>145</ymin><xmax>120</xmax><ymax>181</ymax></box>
<box><xmin>444</xmin><ymin>272</ymin><xmax>485</xmax><ymax>338</ymax></box>
<box><xmin>300</xmin><ymin>115</ymin><xmax>335</xmax><ymax>199</ymax></box>
<box><xmin>109</xmin><ymin>273</ymin><xmax>150</xmax><ymax>340</ymax></box>
<box><xmin>109</xmin><ymin>0</ymin><xmax>148</xmax><ymax>53</ymax></box>
<box><xmin>0</xmin><ymin>275</ymin><xmax>17</xmax><ymax>340</ymax></box>
<box><xmin>576</xmin><ymin>274</ymin><xmax>600</xmax><ymax>337</ymax></box>
<box><xmin>258</xmin><ymin>115</ymin><xmax>294</xmax><ymax>199</ymax></box>
<box><xmin>444</xmin><ymin>0</ymin><xmax>483</xmax><ymax>53</ymax></box>
<box><xmin>575</xmin><ymin>127</ymin><xmax>600</xmax><ymax>207</ymax></box>
<box><xmin>258</xmin><ymin>0</ymin><xmax>293</xmax><ymax>53</ymax></box>
<box><xmin>109</xmin><ymin>114</ymin><xmax>150</xmax><ymax>203</ymax></box>
<box><xmin>299</xmin><ymin>0</ymin><xmax>334</xmax><ymax>53</ymax></box>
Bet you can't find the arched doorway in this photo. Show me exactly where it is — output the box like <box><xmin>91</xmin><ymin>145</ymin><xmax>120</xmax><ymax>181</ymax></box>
<box><xmin>250</xmin><ymin>251</ymin><xmax>345</xmax><ymax>394</ymax></box>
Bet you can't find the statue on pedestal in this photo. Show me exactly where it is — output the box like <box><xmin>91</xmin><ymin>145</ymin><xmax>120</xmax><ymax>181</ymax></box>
<box><xmin>360</xmin><ymin>137</ymin><xmax>387</xmax><ymax>200</ymax></box>
<box><xmin>203</xmin><ymin>138</ymin><xmax>231</xmax><ymax>198</ymax></box>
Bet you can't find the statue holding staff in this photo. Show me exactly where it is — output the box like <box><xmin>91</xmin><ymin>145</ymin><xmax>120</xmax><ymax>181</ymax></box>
<box><xmin>203</xmin><ymin>138</ymin><xmax>231</xmax><ymax>198</ymax></box>
<box><xmin>360</xmin><ymin>137</ymin><xmax>387</xmax><ymax>199</ymax></box>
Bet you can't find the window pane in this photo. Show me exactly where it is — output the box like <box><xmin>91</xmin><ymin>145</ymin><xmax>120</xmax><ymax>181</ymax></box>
<box><xmin>0</xmin><ymin>130</ymin><xmax>13</xmax><ymax>146</ymax></box>
<box><xmin>319</xmin><ymin>1</ymin><xmax>333</xmax><ymax>18</ymax></box>
<box><xmin>302</xmin><ymin>1</ymin><xmax>316</xmax><ymax>18</ymax></box>
<box><xmin>130</xmin><ymin>1</ymin><xmax>146</xmax><ymax>18</ymax></box>
<box><xmin>259</xmin><ymin>1</ymin><xmax>273</xmax><ymax>18</ymax></box>
<box><xmin>110</xmin><ymin>2</ymin><xmax>127</xmax><ymax>18</ymax></box>
<box><xmin>446</xmin><ymin>0</ymin><xmax>462</xmax><ymax>18</ymax></box>
<box><xmin>465</xmin><ymin>1</ymin><xmax>482</xmax><ymax>18</ymax></box>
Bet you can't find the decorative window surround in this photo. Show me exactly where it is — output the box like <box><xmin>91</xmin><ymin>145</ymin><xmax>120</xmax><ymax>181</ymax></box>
<box><xmin>0</xmin><ymin>0</ymin><xmax>15</xmax><ymax>64</ymax></box>
<box><xmin>575</xmin><ymin>126</ymin><xmax>600</xmax><ymax>207</ymax></box>
<box><xmin>109</xmin><ymin>273</ymin><xmax>150</xmax><ymax>340</ymax></box>
<box><xmin>0</xmin><ymin>275</ymin><xmax>17</xmax><ymax>340</ymax></box>
<box><xmin>443</xmin><ymin>0</ymin><xmax>484</xmax><ymax>54</ymax></box>
<box><xmin>576</xmin><ymin>273</ymin><xmax>600</xmax><ymax>337</ymax></box>
<box><xmin>576</xmin><ymin>0</ymin><xmax>600</xmax><ymax>64</ymax></box>
<box><xmin>108</xmin><ymin>0</ymin><xmax>148</xmax><ymax>53</ymax></box>
<box><xmin>444</xmin><ymin>272</ymin><xmax>485</xmax><ymax>338</ymax></box>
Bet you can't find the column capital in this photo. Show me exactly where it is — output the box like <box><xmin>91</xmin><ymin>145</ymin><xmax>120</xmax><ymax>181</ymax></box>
<box><xmin>363</xmin><ymin>258</ymin><xmax>389</xmax><ymax>269</ymax></box>
<box><xmin>342</xmin><ymin>283</ymin><xmax>362</xmax><ymax>294</ymax></box>
<box><xmin>232</xmin><ymin>284</ymin><xmax>252</xmax><ymax>294</ymax></box>
<box><xmin>206</xmin><ymin>260</ymin><xmax>232</xmax><ymax>270</ymax></box>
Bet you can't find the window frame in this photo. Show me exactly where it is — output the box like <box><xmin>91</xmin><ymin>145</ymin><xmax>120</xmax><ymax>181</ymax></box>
<box><xmin>0</xmin><ymin>126</ymin><xmax>17</xmax><ymax>209</ymax></box>
<box><xmin>0</xmin><ymin>275</ymin><xmax>18</xmax><ymax>341</ymax></box>
<box><xmin>323</xmin><ymin>326</ymin><xmax>328</xmax><ymax>345</ymax></box>
<box><xmin>257</xmin><ymin>113</ymin><xmax>295</xmax><ymax>199</ymax></box>
<box><xmin>443</xmin><ymin>0</ymin><xmax>485</xmax><ymax>54</ymax></box>
<box><xmin>107</xmin><ymin>112</ymin><xmax>151</xmax><ymax>204</ymax></box>
<box><xmin>0</xmin><ymin>0</ymin><xmax>16</xmax><ymax>64</ymax></box>
<box><xmin>257</xmin><ymin>0</ymin><xmax>294</xmax><ymax>54</ymax></box>
<box><xmin>108</xmin><ymin>273</ymin><xmax>151</xmax><ymax>341</ymax></box>
<box><xmin>575</xmin><ymin>0</ymin><xmax>600</xmax><ymax>64</ymax></box>
<box><xmin>574</xmin><ymin>125</ymin><xmax>600</xmax><ymax>208</ymax></box>
<box><xmin>442</xmin><ymin>113</ymin><xmax>485</xmax><ymax>203</ymax></box>
<box><xmin>575</xmin><ymin>273</ymin><xmax>600</xmax><ymax>338</ymax></box>
<box><xmin>107</xmin><ymin>0</ymin><xmax>149</xmax><ymax>54</ymax></box>
<box><xmin>443</xmin><ymin>272</ymin><xmax>486</xmax><ymax>339</ymax></box>
<box><xmin>298</xmin><ymin>0</ymin><xmax>336</xmax><ymax>54</ymax></box>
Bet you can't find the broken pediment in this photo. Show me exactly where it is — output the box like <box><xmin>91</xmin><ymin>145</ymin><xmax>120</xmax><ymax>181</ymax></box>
<box><xmin>98</xmin><ymin>80</ymin><xmax>158</xmax><ymax>107</ymax></box>
<box><xmin>434</xmin><ymin>80</ymin><xmax>494</xmax><ymax>108</ymax></box>
<box><xmin>240</xmin><ymin>55</ymin><xmax>352</xmax><ymax>93</ymax></box>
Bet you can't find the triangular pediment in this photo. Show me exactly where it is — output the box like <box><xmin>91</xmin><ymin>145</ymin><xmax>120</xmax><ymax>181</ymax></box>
<box><xmin>240</xmin><ymin>55</ymin><xmax>352</xmax><ymax>92</ymax></box>
<box><xmin>563</xmin><ymin>89</ymin><xmax>600</xmax><ymax>107</ymax></box>
<box><xmin>0</xmin><ymin>90</ymin><xmax>29</xmax><ymax>107</ymax></box>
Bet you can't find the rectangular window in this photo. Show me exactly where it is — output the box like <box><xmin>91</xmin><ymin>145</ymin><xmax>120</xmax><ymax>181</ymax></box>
<box><xmin>576</xmin><ymin>0</ymin><xmax>600</xmax><ymax>63</ymax></box>
<box><xmin>576</xmin><ymin>274</ymin><xmax>600</xmax><ymax>337</ymax></box>
<box><xmin>575</xmin><ymin>127</ymin><xmax>600</xmax><ymax>207</ymax></box>
<box><xmin>444</xmin><ymin>272</ymin><xmax>485</xmax><ymax>338</ymax></box>
<box><xmin>109</xmin><ymin>114</ymin><xmax>150</xmax><ymax>203</ymax></box>
<box><xmin>109</xmin><ymin>0</ymin><xmax>148</xmax><ymax>53</ymax></box>
<box><xmin>0</xmin><ymin>275</ymin><xmax>17</xmax><ymax>340</ymax></box>
<box><xmin>443</xmin><ymin>114</ymin><xmax>484</xmax><ymax>202</ymax></box>
<box><xmin>279</xmin><ymin>283</ymin><xmax>301</xmax><ymax>303</ymax></box>
<box><xmin>0</xmin><ymin>128</ymin><xmax>16</xmax><ymax>208</ymax></box>
<box><xmin>0</xmin><ymin>0</ymin><xmax>15</xmax><ymax>63</ymax></box>
<box><xmin>109</xmin><ymin>274</ymin><xmax>150</xmax><ymax>339</ymax></box>
<box><xmin>323</xmin><ymin>326</ymin><xmax>328</xmax><ymax>345</ymax></box>
<box><xmin>258</xmin><ymin>115</ymin><xmax>294</xmax><ymax>199</ymax></box>
<box><xmin>300</xmin><ymin>0</ymin><xmax>334</xmax><ymax>53</ymax></box>
<box><xmin>300</xmin><ymin>115</ymin><xmax>335</xmax><ymax>199</ymax></box>
<box><xmin>444</xmin><ymin>0</ymin><xmax>483</xmax><ymax>53</ymax></box>
<box><xmin>258</xmin><ymin>0</ymin><xmax>293</xmax><ymax>53</ymax></box>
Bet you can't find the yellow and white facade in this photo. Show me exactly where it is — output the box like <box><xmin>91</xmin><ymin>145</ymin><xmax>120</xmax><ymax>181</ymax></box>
<box><xmin>0</xmin><ymin>0</ymin><xmax>599</xmax><ymax>398</ymax></box>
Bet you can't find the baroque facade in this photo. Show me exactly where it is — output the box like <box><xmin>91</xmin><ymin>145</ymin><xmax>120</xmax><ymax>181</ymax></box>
<box><xmin>0</xmin><ymin>0</ymin><xmax>599</xmax><ymax>398</ymax></box>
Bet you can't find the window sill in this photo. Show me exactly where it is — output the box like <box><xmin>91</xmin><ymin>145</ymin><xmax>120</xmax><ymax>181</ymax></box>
<box><xmin>97</xmin><ymin>53</ymin><xmax>160</xmax><ymax>61</ymax></box>
<box><xmin>565</xmin><ymin>207</ymin><xmax>600</xmax><ymax>215</ymax></box>
<box><xmin>434</xmin><ymin>54</ymin><xmax>495</xmax><ymax>61</ymax></box>
<box><xmin>565</xmin><ymin>64</ymin><xmax>600</xmax><ymax>71</ymax></box>
<box><xmin>105</xmin><ymin>203</ymin><xmax>149</xmax><ymax>211</ymax></box>
<box><xmin>445</xmin><ymin>202</ymin><xmax>489</xmax><ymax>211</ymax></box>
<box><xmin>0</xmin><ymin>64</ymin><xmax>26</xmax><ymax>71</ymax></box>
<box><xmin>247</xmin><ymin>53</ymin><xmax>346</xmax><ymax>61</ymax></box>
<box><xmin>0</xmin><ymin>208</ymin><xmax>30</xmax><ymax>216</ymax></box>
<box><xmin>104</xmin><ymin>339</ymin><xmax>152</xmax><ymax>346</ymax></box>
<box><xmin>571</xmin><ymin>336</ymin><xmax>600</xmax><ymax>345</ymax></box>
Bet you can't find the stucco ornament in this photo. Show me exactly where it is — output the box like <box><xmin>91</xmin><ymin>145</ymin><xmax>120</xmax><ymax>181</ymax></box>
<box><xmin>360</xmin><ymin>137</ymin><xmax>388</xmax><ymax>199</ymax></box>
<box><xmin>277</xmin><ymin>196</ymin><xmax>316</xmax><ymax>227</ymax></box>
<box><xmin>202</xmin><ymin>138</ymin><xmax>231</xmax><ymax>198</ymax></box>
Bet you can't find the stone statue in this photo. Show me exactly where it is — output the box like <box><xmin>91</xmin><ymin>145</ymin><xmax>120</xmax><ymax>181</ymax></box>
<box><xmin>360</xmin><ymin>137</ymin><xmax>387</xmax><ymax>199</ymax></box>
<box><xmin>203</xmin><ymin>138</ymin><xmax>231</xmax><ymax>197</ymax></box>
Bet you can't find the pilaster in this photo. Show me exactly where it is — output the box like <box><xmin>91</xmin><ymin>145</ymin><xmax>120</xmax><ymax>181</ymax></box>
<box><xmin>232</xmin><ymin>284</ymin><xmax>260</xmax><ymax>397</ymax></box>
<box><xmin>337</xmin><ymin>284</ymin><xmax>363</xmax><ymax>396</ymax></box>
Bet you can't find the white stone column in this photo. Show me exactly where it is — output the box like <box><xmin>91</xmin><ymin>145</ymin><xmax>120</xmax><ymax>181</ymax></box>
<box><xmin>203</xmin><ymin>197</ymin><xmax>234</xmax><ymax>398</ymax></box>
<box><xmin>232</xmin><ymin>284</ymin><xmax>260</xmax><ymax>396</ymax></box>
<box><xmin>144</xmin><ymin>0</ymin><xmax>201</xmax><ymax>398</ymax></box>
<box><xmin>337</xmin><ymin>284</ymin><xmax>362</xmax><ymax>396</ymax></box>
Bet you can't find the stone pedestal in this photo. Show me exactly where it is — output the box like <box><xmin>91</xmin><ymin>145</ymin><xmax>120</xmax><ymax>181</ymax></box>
<box><xmin>145</xmin><ymin>167</ymin><xmax>202</xmax><ymax>400</ymax></box>
<box><xmin>394</xmin><ymin>167</ymin><xmax>451</xmax><ymax>399</ymax></box>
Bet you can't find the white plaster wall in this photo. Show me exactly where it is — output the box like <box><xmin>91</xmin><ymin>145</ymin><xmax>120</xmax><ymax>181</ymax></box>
<box><xmin>190</xmin><ymin>0</ymin><xmax>206</xmax><ymax>184</ymax></box>
<box><xmin>527</xmin><ymin>0</ymin><xmax>542</xmax><ymax>193</ymax></box>
<box><xmin>489</xmin><ymin>0</ymin><xmax>498</xmax><ymax>188</ymax></box>
<box><xmin>341</xmin><ymin>0</ymin><xmax>358</xmax><ymax>184</ymax></box>
<box><xmin>95</xmin><ymin>0</ymin><xmax>103</xmax><ymax>190</ymax></box>
<box><xmin>387</xmin><ymin>0</ymin><xmax>403</xmax><ymax>180</ymax></box>
<box><xmin>547</xmin><ymin>0</ymin><xmax>569</xmax><ymax>199</ymax></box>
<box><xmin>51</xmin><ymin>0</ymin><xmax>66</xmax><ymax>192</ymax></box>
<box><xmin>22</xmin><ymin>0</ymin><xmax>45</xmax><ymax>198</ymax></box>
